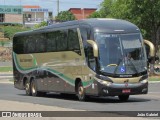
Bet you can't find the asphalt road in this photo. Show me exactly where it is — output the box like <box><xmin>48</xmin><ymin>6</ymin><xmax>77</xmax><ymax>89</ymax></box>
<box><xmin>0</xmin><ymin>80</ymin><xmax>160</xmax><ymax>112</ymax></box>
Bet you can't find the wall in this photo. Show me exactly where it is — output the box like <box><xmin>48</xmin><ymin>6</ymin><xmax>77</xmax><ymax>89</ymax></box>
<box><xmin>24</xmin><ymin>12</ymin><xmax>44</xmax><ymax>22</ymax></box>
<box><xmin>69</xmin><ymin>8</ymin><xmax>96</xmax><ymax>20</ymax></box>
<box><xmin>5</xmin><ymin>14</ymin><xmax>23</xmax><ymax>23</ymax></box>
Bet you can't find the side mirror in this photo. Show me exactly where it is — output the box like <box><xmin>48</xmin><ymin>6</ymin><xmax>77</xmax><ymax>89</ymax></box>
<box><xmin>144</xmin><ymin>39</ymin><xmax>155</xmax><ymax>57</ymax></box>
<box><xmin>87</xmin><ymin>40</ymin><xmax>98</xmax><ymax>57</ymax></box>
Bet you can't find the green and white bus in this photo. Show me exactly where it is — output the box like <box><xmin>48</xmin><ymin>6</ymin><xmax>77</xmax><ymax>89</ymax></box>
<box><xmin>13</xmin><ymin>18</ymin><xmax>155</xmax><ymax>101</ymax></box>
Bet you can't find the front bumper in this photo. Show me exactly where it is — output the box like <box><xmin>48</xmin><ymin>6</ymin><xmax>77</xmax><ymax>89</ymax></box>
<box><xmin>98</xmin><ymin>82</ymin><xmax>148</xmax><ymax>96</ymax></box>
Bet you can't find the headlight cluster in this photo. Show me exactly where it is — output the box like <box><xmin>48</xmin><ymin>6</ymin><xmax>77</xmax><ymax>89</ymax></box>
<box><xmin>100</xmin><ymin>81</ymin><xmax>112</xmax><ymax>86</ymax></box>
<box><xmin>95</xmin><ymin>74</ymin><xmax>113</xmax><ymax>86</ymax></box>
<box><xmin>139</xmin><ymin>75</ymin><xmax>148</xmax><ymax>83</ymax></box>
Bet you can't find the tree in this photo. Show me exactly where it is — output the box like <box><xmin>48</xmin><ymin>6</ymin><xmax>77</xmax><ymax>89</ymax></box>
<box><xmin>56</xmin><ymin>11</ymin><xmax>76</xmax><ymax>21</ymax></box>
<box><xmin>88</xmin><ymin>11</ymin><xmax>101</xmax><ymax>18</ymax></box>
<box><xmin>128</xmin><ymin>0</ymin><xmax>160</xmax><ymax>51</ymax></box>
<box><xmin>34</xmin><ymin>21</ymin><xmax>47</xmax><ymax>29</ymax></box>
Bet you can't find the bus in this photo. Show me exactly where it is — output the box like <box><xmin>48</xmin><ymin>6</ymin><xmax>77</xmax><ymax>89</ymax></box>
<box><xmin>12</xmin><ymin>18</ymin><xmax>155</xmax><ymax>101</ymax></box>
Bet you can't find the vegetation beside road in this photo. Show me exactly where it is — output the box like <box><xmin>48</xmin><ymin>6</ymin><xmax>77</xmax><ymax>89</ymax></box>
<box><xmin>149</xmin><ymin>76</ymin><xmax>160</xmax><ymax>81</ymax></box>
<box><xmin>0</xmin><ymin>66</ymin><xmax>12</xmax><ymax>72</ymax></box>
<box><xmin>0</xmin><ymin>25</ymin><xmax>31</xmax><ymax>40</ymax></box>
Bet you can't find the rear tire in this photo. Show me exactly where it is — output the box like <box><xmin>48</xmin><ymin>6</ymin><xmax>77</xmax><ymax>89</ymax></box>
<box><xmin>118</xmin><ymin>95</ymin><xmax>129</xmax><ymax>102</ymax></box>
<box><xmin>77</xmin><ymin>82</ymin><xmax>86</xmax><ymax>101</ymax></box>
<box><xmin>31</xmin><ymin>80</ymin><xmax>46</xmax><ymax>97</ymax></box>
<box><xmin>31</xmin><ymin>79</ymin><xmax>42</xmax><ymax>97</ymax></box>
<box><xmin>25</xmin><ymin>80</ymin><xmax>31</xmax><ymax>96</ymax></box>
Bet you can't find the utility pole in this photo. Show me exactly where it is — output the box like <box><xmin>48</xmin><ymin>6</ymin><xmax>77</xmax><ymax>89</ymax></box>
<box><xmin>57</xmin><ymin>0</ymin><xmax>59</xmax><ymax>15</ymax></box>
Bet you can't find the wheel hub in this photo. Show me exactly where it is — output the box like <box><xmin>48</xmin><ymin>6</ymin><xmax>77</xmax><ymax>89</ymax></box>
<box><xmin>78</xmin><ymin>86</ymin><xmax>84</xmax><ymax>95</ymax></box>
<box><xmin>31</xmin><ymin>84</ymin><xmax>36</xmax><ymax>93</ymax></box>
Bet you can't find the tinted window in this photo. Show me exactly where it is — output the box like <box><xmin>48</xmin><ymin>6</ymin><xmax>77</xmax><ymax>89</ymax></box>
<box><xmin>26</xmin><ymin>36</ymin><xmax>36</xmax><ymax>53</ymax></box>
<box><xmin>13</xmin><ymin>28</ymin><xmax>82</xmax><ymax>54</ymax></box>
<box><xmin>46</xmin><ymin>32</ymin><xmax>56</xmax><ymax>52</ymax></box>
<box><xmin>13</xmin><ymin>37</ymin><xmax>25</xmax><ymax>54</ymax></box>
<box><xmin>36</xmin><ymin>34</ymin><xmax>46</xmax><ymax>53</ymax></box>
<box><xmin>68</xmin><ymin>28</ymin><xmax>80</xmax><ymax>51</ymax></box>
<box><xmin>80</xmin><ymin>25</ymin><xmax>94</xmax><ymax>69</ymax></box>
<box><xmin>56</xmin><ymin>30</ymin><xmax>68</xmax><ymax>51</ymax></box>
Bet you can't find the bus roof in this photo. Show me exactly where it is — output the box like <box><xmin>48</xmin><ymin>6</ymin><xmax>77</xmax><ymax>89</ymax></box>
<box><xmin>14</xmin><ymin>18</ymin><xmax>140</xmax><ymax>37</ymax></box>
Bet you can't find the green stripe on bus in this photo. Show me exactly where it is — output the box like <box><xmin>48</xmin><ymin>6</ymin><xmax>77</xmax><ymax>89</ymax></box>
<box><xmin>13</xmin><ymin>52</ymin><xmax>37</xmax><ymax>71</ymax></box>
<box><xmin>13</xmin><ymin>52</ymin><xmax>93</xmax><ymax>87</ymax></box>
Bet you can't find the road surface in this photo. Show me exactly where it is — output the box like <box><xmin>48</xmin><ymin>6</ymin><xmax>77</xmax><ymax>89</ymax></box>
<box><xmin>0</xmin><ymin>79</ymin><xmax>159</xmax><ymax>119</ymax></box>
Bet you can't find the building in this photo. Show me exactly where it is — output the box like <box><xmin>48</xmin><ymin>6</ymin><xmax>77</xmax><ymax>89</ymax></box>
<box><xmin>69</xmin><ymin>8</ymin><xmax>97</xmax><ymax>20</ymax></box>
<box><xmin>23</xmin><ymin>5</ymin><xmax>52</xmax><ymax>24</ymax></box>
<box><xmin>0</xmin><ymin>5</ymin><xmax>53</xmax><ymax>27</ymax></box>
<box><xmin>0</xmin><ymin>5</ymin><xmax>23</xmax><ymax>24</ymax></box>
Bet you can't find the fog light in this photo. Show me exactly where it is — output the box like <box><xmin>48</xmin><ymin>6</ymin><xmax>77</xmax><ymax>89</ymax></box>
<box><xmin>142</xmin><ymin>88</ymin><xmax>147</xmax><ymax>93</ymax></box>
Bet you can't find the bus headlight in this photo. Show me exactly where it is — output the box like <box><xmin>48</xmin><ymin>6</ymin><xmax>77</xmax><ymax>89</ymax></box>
<box><xmin>95</xmin><ymin>75</ymin><xmax>113</xmax><ymax>86</ymax></box>
<box><xmin>101</xmin><ymin>81</ymin><xmax>112</xmax><ymax>86</ymax></box>
<box><xmin>140</xmin><ymin>79</ymin><xmax>148</xmax><ymax>83</ymax></box>
<box><xmin>139</xmin><ymin>75</ymin><xmax>148</xmax><ymax>83</ymax></box>
<box><xmin>96</xmin><ymin>74</ymin><xmax>113</xmax><ymax>82</ymax></box>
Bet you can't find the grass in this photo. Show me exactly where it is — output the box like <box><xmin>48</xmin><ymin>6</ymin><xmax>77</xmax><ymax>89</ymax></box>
<box><xmin>0</xmin><ymin>66</ymin><xmax>13</xmax><ymax>72</ymax></box>
<box><xmin>149</xmin><ymin>77</ymin><xmax>160</xmax><ymax>81</ymax></box>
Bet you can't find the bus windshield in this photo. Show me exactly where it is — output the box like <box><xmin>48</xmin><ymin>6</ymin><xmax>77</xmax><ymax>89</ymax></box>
<box><xmin>94</xmin><ymin>33</ymin><xmax>147</xmax><ymax>76</ymax></box>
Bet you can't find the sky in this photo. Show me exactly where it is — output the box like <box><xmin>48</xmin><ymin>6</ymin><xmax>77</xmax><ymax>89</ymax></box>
<box><xmin>0</xmin><ymin>0</ymin><xmax>103</xmax><ymax>16</ymax></box>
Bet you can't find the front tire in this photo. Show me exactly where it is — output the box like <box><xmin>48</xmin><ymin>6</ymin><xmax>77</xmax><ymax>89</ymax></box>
<box><xmin>118</xmin><ymin>95</ymin><xmax>129</xmax><ymax>102</ymax></box>
<box><xmin>77</xmin><ymin>82</ymin><xmax>86</xmax><ymax>101</ymax></box>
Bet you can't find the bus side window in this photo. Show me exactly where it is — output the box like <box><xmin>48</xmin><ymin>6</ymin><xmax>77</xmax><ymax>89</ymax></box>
<box><xmin>80</xmin><ymin>26</ymin><xmax>95</xmax><ymax>70</ymax></box>
<box><xmin>56</xmin><ymin>30</ymin><xmax>68</xmax><ymax>51</ymax></box>
<box><xmin>27</xmin><ymin>36</ymin><xmax>36</xmax><ymax>53</ymax></box>
<box><xmin>87</xmin><ymin>46</ymin><xmax>95</xmax><ymax>70</ymax></box>
<box><xmin>36</xmin><ymin>34</ymin><xmax>46</xmax><ymax>53</ymax></box>
<box><xmin>46</xmin><ymin>32</ymin><xmax>57</xmax><ymax>52</ymax></box>
<box><xmin>68</xmin><ymin>28</ymin><xmax>81</xmax><ymax>54</ymax></box>
<box><xmin>13</xmin><ymin>37</ymin><xmax>25</xmax><ymax>54</ymax></box>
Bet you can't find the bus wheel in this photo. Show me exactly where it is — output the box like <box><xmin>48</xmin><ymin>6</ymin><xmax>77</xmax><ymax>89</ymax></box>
<box><xmin>31</xmin><ymin>80</ymin><xmax>39</xmax><ymax>96</ymax></box>
<box><xmin>31</xmin><ymin>80</ymin><xmax>46</xmax><ymax>97</ymax></box>
<box><xmin>25</xmin><ymin>80</ymin><xmax>31</xmax><ymax>96</ymax></box>
<box><xmin>118</xmin><ymin>95</ymin><xmax>129</xmax><ymax>102</ymax></box>
<box><xmin>77</xmin><ymin>82</ymin><xmax>86</xmax><ymax>101</ymax></box>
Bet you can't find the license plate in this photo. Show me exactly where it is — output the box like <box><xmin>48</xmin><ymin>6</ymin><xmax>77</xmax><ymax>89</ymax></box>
<box><xmin>122</xmin><ymin>89</ymin><xmax>131</xmax><ymax>93</ymax></box>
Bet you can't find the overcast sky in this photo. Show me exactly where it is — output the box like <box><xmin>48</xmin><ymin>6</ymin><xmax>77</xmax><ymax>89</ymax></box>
<box><xmin>0</xmin><ymin>0</ymin><xmax>103</xmax><ymax>16</ymax></box>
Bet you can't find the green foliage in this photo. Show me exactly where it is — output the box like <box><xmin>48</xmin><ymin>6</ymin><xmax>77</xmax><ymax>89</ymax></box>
<box><xmin>56</xmin><ymin>11</ymin><xmax>76</xmax><ymax>21</ymax></box>
<box><xmin>34</xmin><ymin>21</ymin><xmax>47</xmax><ymax>29</ymax></box>
<box><xmin>127</xmin><ymin>0</ymin><xmax>160</xmax><ymax>45</ymax></box>
<box><xmin>0</xmin><ymin>67</ymin><xmax>13</xmax><ymax>72</ymax></box>
<box><xmin>88</xmin><ymin>11</ymin><xmax>101</xmax><ymax>18</ymax></box>
<box><xmin>0</xmin><ymin>41</ymin><xmax>5</xmax><ymax>47</ymax></box>
<box><xmin>0</xmin><ymin>25</ymin><xmax>30</xmax><ymax>40</ymax></box>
